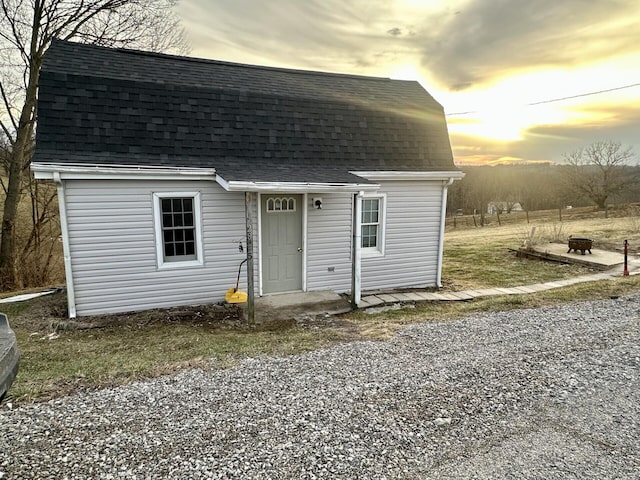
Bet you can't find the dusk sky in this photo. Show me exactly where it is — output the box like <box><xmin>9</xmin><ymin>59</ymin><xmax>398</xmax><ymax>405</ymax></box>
<box><xmin>176</xmin><ymin>0</ymin><xmax>640</xmax><ymax>166</ymax></box>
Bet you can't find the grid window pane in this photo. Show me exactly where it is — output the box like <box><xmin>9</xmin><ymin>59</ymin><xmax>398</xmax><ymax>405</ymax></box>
<box><xmin>361</xmin><ymin>225</ymin><xmax>378</xmax><ymax>248</ymax></box>
<box><xmin>160</xmin><ymin>196</ymin><xmax>198</xmax><ymax>262</ymax></box>
<box><xmin>361</xmin><ymin>198</ymin><xmax>381</xmax><ymax>250</ymax></box>
<box><xmin>362</xmin><ymin>199</ymin><xmax>379</xmax><ymax>224</ymax></box>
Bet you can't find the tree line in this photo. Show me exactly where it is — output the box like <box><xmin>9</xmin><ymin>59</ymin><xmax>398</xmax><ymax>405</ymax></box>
<box><xmin>448</xmin><ymin>141</ymin><xmax>639</xmax><ymax>225</ymax></box>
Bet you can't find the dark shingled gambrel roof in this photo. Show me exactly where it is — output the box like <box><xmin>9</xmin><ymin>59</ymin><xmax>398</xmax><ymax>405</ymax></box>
<box><xmin>34</xmin><ymin>40</ymin><xmax>457</xmax><ymax>183</ymax></box>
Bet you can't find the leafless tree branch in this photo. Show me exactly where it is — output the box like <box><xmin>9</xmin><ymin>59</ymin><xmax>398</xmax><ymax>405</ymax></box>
<box><xmin>562</xmin><ymin>140</ymin><xmax>638</xmax><ymax>213</ymax></box>
<box><xmin>0</xmin><ymin>0</ymin><xmax>190</xmax><ymax>290</ymax></box>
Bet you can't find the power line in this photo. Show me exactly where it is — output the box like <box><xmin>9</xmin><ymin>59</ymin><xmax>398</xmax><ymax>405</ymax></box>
<box><xmin>528</xmin><ymin>82</ymin><xmax>640</xmax><ymax>105</ymax></box>
<box><xmin>446</xmin><ymin>81</ymin><xmax>640</xmax><ymax>116</ymax></box>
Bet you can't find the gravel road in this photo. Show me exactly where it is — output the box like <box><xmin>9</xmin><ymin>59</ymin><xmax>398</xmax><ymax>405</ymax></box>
<box><xmin>1</xmin><ymin>295</ymin><xmax>639</xmax><ymax>479</ymax></box>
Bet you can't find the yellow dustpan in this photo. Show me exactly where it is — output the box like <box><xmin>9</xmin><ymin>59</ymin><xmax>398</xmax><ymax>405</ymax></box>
<box><xmin>225</xmin><ymin>287</ymin><xmax>248</xmax><ymax>303</ymax></box>
<box><xmin>225</xmin><ymin>258</ymin><xmax>248</xmax><ymax>303</ymax></box>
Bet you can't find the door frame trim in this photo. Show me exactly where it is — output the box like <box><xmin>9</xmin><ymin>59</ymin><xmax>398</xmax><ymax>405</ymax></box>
<box><xmin>257</xmin><ymin>192</ymin><xmax>307</xmax><ymax>296</ymax></box>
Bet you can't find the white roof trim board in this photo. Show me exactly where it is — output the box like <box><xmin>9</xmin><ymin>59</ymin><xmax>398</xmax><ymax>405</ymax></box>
<box><xmin>32</xmin><ymin>163</ymin><xmax>464</xmax><ymax>191</ymax></box>
<box><xmin>216</xmin><ymin>176</ymin><xmax>380</xmax><ymax>192</ymax></box>
<box><xmin>352</xmin><ymin>171</ymin><xmax>465</xmax><ymax>181</ymax></box>
<box><xmin>32</xmin><ymin>162</ymin><xmax>217</xmax><ymax>181</ymax></box>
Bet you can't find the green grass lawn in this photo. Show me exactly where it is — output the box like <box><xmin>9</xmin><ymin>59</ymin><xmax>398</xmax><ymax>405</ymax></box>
<box><xmin>442</xmin><ymin>230</ymin><xmax>592</xmax><ymax>290</ymax></box>
<box><xmin>443</xmin><ymin>212</ymin><xmax>640</xmax><ymax>290</ymax></box>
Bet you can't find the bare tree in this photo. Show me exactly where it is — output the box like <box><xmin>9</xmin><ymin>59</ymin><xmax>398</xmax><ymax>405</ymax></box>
<box><xmin>0</xmin><ymin>0</ymin><xmax>189</xmax><ymax>290</ymax></box>
<box><xmin>562</xmin><ymin>140</ymin><xmax>637</xmax><ymax>216</ymax></box>
<box><xmin>464</xmin><ymin>166</ymin><xmax>497</xmax><ymax>227</ymax></box>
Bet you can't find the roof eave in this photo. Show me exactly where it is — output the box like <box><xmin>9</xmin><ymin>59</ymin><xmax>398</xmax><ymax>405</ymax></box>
<box><xmin>217</xmin><ymin>176</ymin><xmax>380</xmax><ymax>193</ymax></box>
<box><xmin>31</xmin><ymin>162</ymin><xmax>216</xmax><ymax>181</ymax></box>
<box><xmin>351</xmin><ymin>170</ymin><xmax>465</xmax><ymax>181</ymax></box>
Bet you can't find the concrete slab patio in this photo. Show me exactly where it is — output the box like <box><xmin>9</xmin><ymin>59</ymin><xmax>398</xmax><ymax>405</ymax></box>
<box><xmin>530</xmin><ymin>242</ymin><xmax>637</xmax><ymax>270</ymax></box>
<box><xmin>251</xmin><ymin>290</ymin><xmax>352</xmax><ymax>322</ymax></box>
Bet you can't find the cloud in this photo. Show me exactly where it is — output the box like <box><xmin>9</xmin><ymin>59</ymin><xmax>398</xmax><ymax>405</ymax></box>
<box><xmin>411</xmin><ymin>0</ymin><xmax>640</xmax><ymax>90</ymax></box>
<box><xmin>451</xmin><ymin>99</ymin><xmax>640</xmax><ymax>165</ymax></box>
<box><xmin>180</xmin><ymin>0</ymin><xmax>640</xmax><ymax>90</ymax></box>
<box><xmin>180</xmin><ymin>0</ymin><xmax>401</xmax><ymax>72</ymax></box>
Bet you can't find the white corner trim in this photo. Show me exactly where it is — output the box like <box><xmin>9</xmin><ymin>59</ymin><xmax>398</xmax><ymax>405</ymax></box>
<box><xmin>53</xmin><ymin>172</ymin><xmax>76</xmax><ymax>318</ymax></box>
<box><xmin>257</xmin><ymin>192</ymin><xmax>263</xmax><ymax>297</ymax></box>
<box><xmin>353</xmin><ymin>191</ymin><xmax>365</xmax><ymax>306</ymax></box>
<box><xmin>351</xmin><ymin>170</ymin><xmax>465</xmax><ymax>181</ymax></box>
<box><xmin>217</xmin><ymin>178</ymin><xmax>380</xmax><ymax>192</ymax></box>
<box><xmin>32</xmin><ymin>163</ymin><xmax>216</xmax><ymax>181</ymax></box>
<box><xmin>436</xmin><ymin>178</ymin><xmax>455</xmax><ymax>288</ymax></box>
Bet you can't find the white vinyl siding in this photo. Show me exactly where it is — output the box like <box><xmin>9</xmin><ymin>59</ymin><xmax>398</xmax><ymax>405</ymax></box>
<box><xmin>360</xmin><ymin>180</ymin><xmax>443</xmax><ymax>291</ymax></box>
<box><xmin>306</xmin><ymin>192</ymin><xmax>353</xmax><ymax>292</ymax></box>
<box><xmin>64</xmin><ymin>179</ymin><xmax>248</xmax><ymax>316</ymax></box>
<box><xmin>304</xmin><ymin>180</ymin><xmax>444</xmax><ymax>294</ymax></box>
<box><xmin>62</xmin><ymin>177</ymin><xmax>445</xmax><ymax>316</ymax></box>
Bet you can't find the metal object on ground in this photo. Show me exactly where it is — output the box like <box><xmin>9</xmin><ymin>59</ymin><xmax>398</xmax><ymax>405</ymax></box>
<box><xmin>0</xmin><ymin>312</ymin><xmax>20</xmax><ymax>402</ymax></box>
<box><xmin>624</xmin><ymin>239</ymin><xmax>629</xmax><ymax>276</ymax></box>
<box><xmin>568</xmin><ymin>237</ymin><xmax>593</xmax><ymax>255</ymax></box>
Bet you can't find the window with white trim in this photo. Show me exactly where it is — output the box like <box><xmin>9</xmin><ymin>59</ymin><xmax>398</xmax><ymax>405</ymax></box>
<box><xmin>153</xmin><ymin>192</ymin><xmax>203</xmax><ymax>268</ymax></box>
<box><xmin>361</xmin><ymin>194</ymin><xmax>386</xmax><ymax>255</ymax></box>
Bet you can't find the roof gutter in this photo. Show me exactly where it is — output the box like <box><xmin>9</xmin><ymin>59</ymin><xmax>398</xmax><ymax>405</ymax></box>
<box><xmin>32</xmin><ymin>163</ymin><xmax>216</xmax><ymax>181</ymax></box>
<box><xmin>216</xmin><ymin>176</ymin><xmax>380</xmax><ymax>192</ymax></box>
<box><xmin>351</xmin><ymin>170</ymin><xmax>465</xmax><ymax>181</ymax></box>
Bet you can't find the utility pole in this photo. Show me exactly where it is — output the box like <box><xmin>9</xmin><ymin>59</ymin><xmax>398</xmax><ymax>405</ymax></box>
<box><xmin>245</xmin><ymin>192</ymin><xmax>255</xmax><ymax>324</ymax></box>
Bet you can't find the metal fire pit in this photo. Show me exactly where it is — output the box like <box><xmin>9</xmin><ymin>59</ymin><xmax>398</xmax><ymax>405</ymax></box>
<box><xmin>568</xmin><ymin>237</ymin><xmax>593</xmax><ymax>255</ymax></box>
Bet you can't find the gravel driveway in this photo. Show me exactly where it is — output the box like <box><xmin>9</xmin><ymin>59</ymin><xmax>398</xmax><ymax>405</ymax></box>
<box><xmin>1</xmin><ymin>295</ymin><xmax>639</xmax><ymax>479</ymax></box>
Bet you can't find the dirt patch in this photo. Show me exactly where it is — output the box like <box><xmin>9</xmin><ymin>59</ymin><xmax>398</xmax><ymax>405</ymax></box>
<box><xmin>11</xmin><ymin>290</ymin><xmax>245</xmax><ymax>334</ymax></box>
<box><xmin>296</xmin><ymin>313</ymin><xmax>362</xmax><ymax>339</ymax></box>
<box><xmin>10</xmin><ymin>290</ymin><xmax>364</xmax><ymax>338</ymax></box>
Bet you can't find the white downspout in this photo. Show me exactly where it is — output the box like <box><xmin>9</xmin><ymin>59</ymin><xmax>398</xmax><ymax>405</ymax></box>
<box><xmin>436</xmin><ymin>178</ymin><xmax>455</xmax><ymax>288</ymax></box>
<box><xmin>351</xmin><ymin>191</ymin><xmax>364</xmax><ymax>307</ymax></box>
<box><xmin>53</xmin><ymin>172</ymin><xmax>77</xmax><ymax>318</ymax></box>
